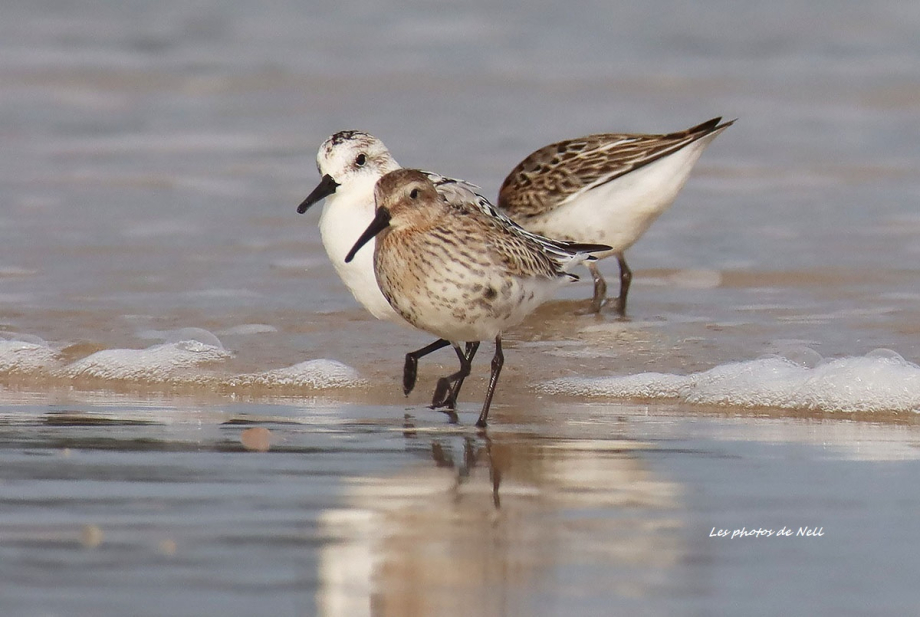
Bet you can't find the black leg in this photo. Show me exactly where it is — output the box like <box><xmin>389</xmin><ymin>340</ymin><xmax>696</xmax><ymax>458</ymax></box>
<box><xmin>403</xmin><ymin>338</ymin><xmax>451</xmax><ymax>396</ymax></box>
<box><xmin>475</xmin><ymin>336</ymin><xmax>504</xmax><ymax>428</ymax></box>
<box><xmin>588</xmin><ymin>261</ymin><xmax>607</xmax><ymax>313</ymax></box>
<box><xmin>430</xmin><ymin>441</ymin><xmax>453</xmax><ymax>467</ymax></box>
<box><xmin>484</xmin><ymin>436</ymin><xmax>501</xmax><ymax>509</ymax></box>
<box><xmin>431</xmin><ymin>343</ymin><xmax>474</xmax><ymax>410</ymax></box>
<box><xmin>613</xmin><ymin>254</ymin><xmax>632</xmax><ymax>317</ymax></box>
<box><xmin>432</xmin><ymin>341</ymin><xmax>480</xmax><ymax>410</ymax></box>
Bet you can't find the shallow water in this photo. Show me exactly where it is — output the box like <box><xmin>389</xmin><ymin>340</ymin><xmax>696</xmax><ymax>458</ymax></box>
<box><xmin>3</xmin><ymin>0</ymin><xmax>920</xmax><ymax>615</ymax></box>
<box><xmin>3</xmin><ymin>397</ymin><xmax>920</xmax><ymax>616</ymax></box>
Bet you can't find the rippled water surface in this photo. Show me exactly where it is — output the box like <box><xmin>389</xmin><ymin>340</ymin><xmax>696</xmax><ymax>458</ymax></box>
<box><xmin>3</xmin><ymin>1</ymin><xmax>920</xmax><ymax>615</ymax></box>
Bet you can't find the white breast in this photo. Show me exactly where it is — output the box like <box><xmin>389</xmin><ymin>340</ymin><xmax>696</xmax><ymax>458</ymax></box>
<box><xmin>317</xmin><ymin>183</ymin><xmax>405</xmax><ymax>324</ymax></box>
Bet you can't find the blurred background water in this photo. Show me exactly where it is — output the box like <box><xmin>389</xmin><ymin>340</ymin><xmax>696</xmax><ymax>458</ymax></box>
<box><xmin>2</xmin><ymin>1</ymin><xmax>920</xmax><ymax>615</ymax></box>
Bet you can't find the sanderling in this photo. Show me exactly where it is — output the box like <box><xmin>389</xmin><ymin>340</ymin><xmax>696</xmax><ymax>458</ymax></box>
<box><xmin>296</xmin><ymin>130</ymin><xmax>578</xmax><ymax>410</ymax></box>
<box><xmin>297</xmin><ymin>131</ymin><xmax>485</xmax><ymax>408</ymax></box>
<box><xmin>297</xmin><ymin>131</ymin><xmax>402</xmax><ymax>323</ymax></box>
<box><xmin>345</xmin><ymin>168</ymin><xmax>611</xmax><ymax>427</ymax></box>
<box><xmin>498</xmin><ymin>117</ymin><xmax>734</xmax><ymax>315</ymax></box>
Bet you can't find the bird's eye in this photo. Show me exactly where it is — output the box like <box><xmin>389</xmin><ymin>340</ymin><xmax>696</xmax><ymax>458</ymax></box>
<box><xmin>409</xmin><ymin>188</ymin><xmax>419</xmax><ymax>199</ymax></box>
<box><xmin>355</xmin><ymin>154</ymin><xmax>367</xmax><ymax>167</ymax></box>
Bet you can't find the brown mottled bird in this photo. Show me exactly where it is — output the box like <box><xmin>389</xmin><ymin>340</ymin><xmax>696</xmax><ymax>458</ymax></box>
<box><xmin>498</xmin><ymin>117</ymin><xmax>734</xmax><ymax>315</ymax></box>
<box><xmin>346</xmin><ymin>168</ymin><xmax>610</xmax><ymax>427</ymax></box>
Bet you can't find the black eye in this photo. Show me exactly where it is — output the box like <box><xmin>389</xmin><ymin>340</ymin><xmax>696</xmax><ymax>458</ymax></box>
<box><xmin>355</xmin><ymin>154</ymin><xmax>366</xmax><ymax>167</ymax></box>
<box><xmin>409</xmin><ymin>188</ymin><xmax>419</xmax><ymax>199</ymax></box>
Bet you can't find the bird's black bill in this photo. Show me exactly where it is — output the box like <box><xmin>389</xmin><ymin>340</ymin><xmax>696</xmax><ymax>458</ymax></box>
<box><xmin>344</xmin><ymin>207</ymin><xmax>391</xmax><ymax>263</ymax></box>
<box><xmin>297</xmin><ymin>174</ymin><xmax>340</xmax><ymax>214</ymax></box>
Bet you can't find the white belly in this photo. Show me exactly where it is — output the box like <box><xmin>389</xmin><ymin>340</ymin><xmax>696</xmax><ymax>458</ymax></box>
<box><xmin>521</xmin><ymin>134</ymin><xmax>720</xmax><ymax>257</ymax></box>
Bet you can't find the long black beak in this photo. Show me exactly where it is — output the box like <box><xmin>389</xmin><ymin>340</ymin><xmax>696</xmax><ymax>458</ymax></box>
<box><xmin>297</xmin><ymin>174</ymin><xmax>340</xmax><ymax>214</ymax></box>
<box><xmin>345</xmin><ymin>207</ymin><xmax>391</xmax><ymax>263</ymax></box>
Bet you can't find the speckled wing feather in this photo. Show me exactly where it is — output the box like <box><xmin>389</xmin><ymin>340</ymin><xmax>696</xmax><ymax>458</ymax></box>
<box><xmin>498</xmin><ymin>117</ymin><xmax>734</xmax><ymax>219</ymax></box>
<box><xmin>425</xmin><ymin>171</ymin><xmax>608</xmax><ymax>277</ymax></box>
<box><xmin>429</xmin><ymin>210</ymin><xmax>564</xmax><ymax>282</ymax></box>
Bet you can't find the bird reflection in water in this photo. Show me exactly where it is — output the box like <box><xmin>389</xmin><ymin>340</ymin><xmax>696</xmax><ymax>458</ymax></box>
<box><xmin>318</xmin><ymin>419</ymin><xmax>681</xmax><ymax>617</ymax></box>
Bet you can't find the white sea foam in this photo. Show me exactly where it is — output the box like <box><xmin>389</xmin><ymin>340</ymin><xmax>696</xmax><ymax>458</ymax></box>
<box><xmin>215</xmin><ymin>324</ymin><xmax>279</xmax><ymax>336</ymax></box>
<box><xmin>540</xmin><ymin>349</ymin><xmax>920</xmax><ymax>414</ymax></box>
<box><xmin>230</xmin><ymin>359</ymin><xmax>366</xmax><ymax>390</ymax></box>
<box><xmin>0</xmin><ymin>329</ymin><xmax>364</xmax><ymax>392</ymax></box>
<box><xmin>0</xmin><ymin>339</ymin><xmax>59</xmax><ymax>374</ymax></box>
<box><xmin>61</xmin><ymin>341</ymin><xmax>232</xmax><ymax>383</ymax></box>
<box><xmin>136</xmin><ymin>327</ymin><xmax>225</xmax><ymax>348</ymax></box>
